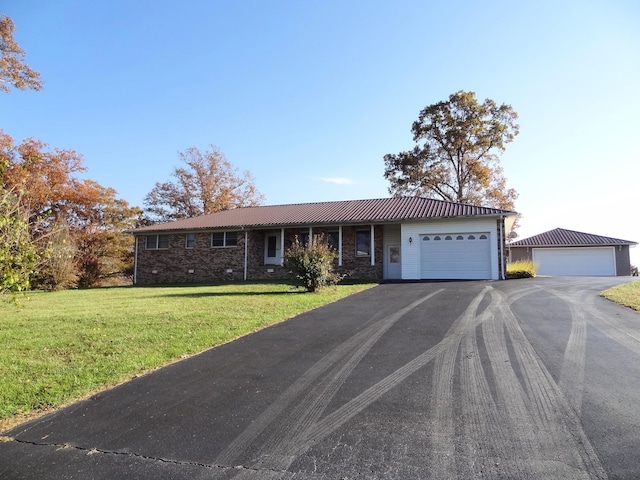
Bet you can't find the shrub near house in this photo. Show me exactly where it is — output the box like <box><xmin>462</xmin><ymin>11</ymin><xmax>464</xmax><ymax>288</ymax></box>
<box><xmin>284</xmin><ymin>234</ymin><xmax>345</xmax><ymax>292</ymax></box>
<box><xmin>506</xmin><ymin>259</ymin><xmax>536</xmax><ymax>279</ymax></box>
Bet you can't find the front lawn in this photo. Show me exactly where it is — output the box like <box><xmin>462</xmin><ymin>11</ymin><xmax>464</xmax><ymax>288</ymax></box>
<box><xmin>0</xmin><ymin>282</ymin><xmax>374</xmax><ymax>430</ymax></box>
<box><xmin>601</xmin><ymin>281</ymin><xmax>640</xmax><ymax>311</ymax></box>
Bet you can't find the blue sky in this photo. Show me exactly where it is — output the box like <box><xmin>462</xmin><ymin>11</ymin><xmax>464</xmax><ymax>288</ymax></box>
<box><xmin>3</xmin><ymin>1</ymin><xmax>640</xmax><ymax>265</ymax></box>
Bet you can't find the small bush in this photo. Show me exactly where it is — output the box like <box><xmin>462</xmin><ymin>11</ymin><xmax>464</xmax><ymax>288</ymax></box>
<box><xmin>631</xmin><ymin>265</ymin><xmax>638</xmax><ymax>277</ymax></box>
<box><xmin>284</xmin><ymin>234</ymin><xmax>344</xmax><ymax>292</ymax></box>
<box><xmin>506</xmin><ymin>259</ymin><xmax>537</xmax><ymax>279</ymax></box>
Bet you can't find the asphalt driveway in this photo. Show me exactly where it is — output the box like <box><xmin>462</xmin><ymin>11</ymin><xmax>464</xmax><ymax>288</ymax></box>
<box><xmin>2</xmin><ymin>277</ymin><xmax>640</xmax><ymax>479</ymax></box>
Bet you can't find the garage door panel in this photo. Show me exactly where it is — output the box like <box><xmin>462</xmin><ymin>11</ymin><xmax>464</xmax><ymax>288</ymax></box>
<box><xmin>533</xmin><ymin>247</ymin><xmax>615</xmax><ymax>276</ymax></box>
<box><xmin>420</xmin><ymin>233</ymin><xmax>491</xmax><ymax>279</ymax></box>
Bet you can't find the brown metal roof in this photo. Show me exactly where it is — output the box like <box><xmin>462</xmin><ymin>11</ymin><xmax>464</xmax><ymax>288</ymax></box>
<box><xmin>132</xmin><ymin>197</ymin><xmax>517</xmax><ymax>233</ymax></box>
<box><xmin>510</xmin><ymin>228</ymin><xmax>637</xmax><ymax>247</ymax></box>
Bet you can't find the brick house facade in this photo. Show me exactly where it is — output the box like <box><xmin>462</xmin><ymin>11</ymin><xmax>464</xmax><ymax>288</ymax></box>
<box><xmin>135</xmin><ymin>225</ymin><xmax>384</xmax><ymax>285</ymax></box>
<box><xmin>131</xmin><ymin>198</ymin><xmax>517</xmax><ymax>285</ymax></box>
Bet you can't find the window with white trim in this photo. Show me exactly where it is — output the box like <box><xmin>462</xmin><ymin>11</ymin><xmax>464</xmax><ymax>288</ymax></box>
<box><xmin>146</xmin><ymin>234</ymin><xmax>169</xmax><ymax>250</ymax></box>
<box><xmin>185</xmin><ymin>233</ymin><xmax>195</xmax><ymax>249</ymax></box>
<box><xmin>211</xmin><ymin>231</ymin><xmax>238</xmax><ymax>247</ymax></box>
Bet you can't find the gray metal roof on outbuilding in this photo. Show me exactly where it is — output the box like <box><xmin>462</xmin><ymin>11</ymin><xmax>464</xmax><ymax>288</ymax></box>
<box><xmin>510</xmin><ymin>228</ymin><xmax>637</xmax><ymax>247</ymax></box>
<box><xmin>132</xmin><ymin>197</ymin><xmax>517</xmax><ymax>233</ymax></box>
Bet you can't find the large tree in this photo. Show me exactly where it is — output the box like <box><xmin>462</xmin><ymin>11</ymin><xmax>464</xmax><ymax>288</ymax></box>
<box><xmin>0</xmin><ymin>131</ymin><xmax>141</xmax><ymax>288</ymax></box>
<box><xmin>0</xmin><ymin>132</ymin><xmax>98</xmax><ymax>231</ymax></box>
<box><xmin>144</xmin><ymin>145</ymin><xmax>264</xmax><ymax>222</ymax></box>
<box><xmin>0</xmin><ymin>14</ymin><xmax>42</xmax><ymax>93</ymax></box>
<box><xmin>384</xmin><ymin>90</ymin><xmax>519</xmax><ymax>210</ymax></box>
<box><xmin>74</xmin><ymin>182</ymin><xmax>142</xmax><ymax>288</ymax></box>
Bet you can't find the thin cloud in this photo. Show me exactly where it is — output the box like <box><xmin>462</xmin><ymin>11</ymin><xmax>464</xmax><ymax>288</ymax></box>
<box><xmin>320</xmin><ymin>177</ymin><xmax>355</xmax><ymax>185</ymax></box>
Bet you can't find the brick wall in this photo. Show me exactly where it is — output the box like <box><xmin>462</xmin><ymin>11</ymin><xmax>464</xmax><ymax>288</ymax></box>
<box><xmin>135</xmin><ymin>232</ymin><xmax>247</xmax><ymax>285</ymax></box>
<box><xmin>135</xmin><ymin>225</ymin><xmax>385</xmax><ymax>285</ymax></box>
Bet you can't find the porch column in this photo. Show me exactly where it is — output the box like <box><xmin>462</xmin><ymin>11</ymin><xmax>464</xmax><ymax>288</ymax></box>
<box><xmin>370</xmin><ymin>224</ymin><xmax>375</xmax><ymax>266</ymax></box>
<box><xmin>280</xmin><ymin>228</ymin><xmax>285</xmax><ymax>266</ymax></box>
<box><xmin>338</xmin><ymin>226</ymin><xmax>343</xmax><ymax>266</ymax></box>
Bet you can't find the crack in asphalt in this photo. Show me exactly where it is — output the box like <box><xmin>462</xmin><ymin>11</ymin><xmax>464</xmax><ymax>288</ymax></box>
<box><xmin>3</xmin><ymin>436</ymin><xmax>294</xmax><ymax>476</ymax></box>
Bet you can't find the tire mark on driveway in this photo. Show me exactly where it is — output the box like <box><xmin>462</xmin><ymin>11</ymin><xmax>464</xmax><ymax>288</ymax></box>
<box><xmin>584</xmin><ymin>295</ymin><xmax>640</xmax><ymax>357</ymax></box>
<box><xmin>492</xmin><ymin>288</ymin><xmax>607</xmax><ymax>478</ymax></box>
<box><xmin>458</xmin><ymin>324</ymin><xmax>539</xmax><ymax>478</ymax></box>
<box><xmin>553</xmin><ymin>290</ymin><xmax>588</xmax><ymax>416</ymax></box>
<box><xmin>216</xmin><ymin>289</ymin><xmax>444</xmax><ymax>469</ymax></box>
<box><xmin>427</xmin><ymin>287</ymin><xmax>492</xmax><ymax>478</ymax></box>
<box><xmin>286</xmin><ymin>291</ymin><xmax>493</xmax><ymax>458</ymax></box>
<box><xmin>222</xmin><ymin>283</ymin><xmax>609</xmax><ymax>478</ymax></box>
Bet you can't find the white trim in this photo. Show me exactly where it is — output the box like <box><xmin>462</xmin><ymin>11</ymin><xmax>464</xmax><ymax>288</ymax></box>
<box><xmin>280</xmin><ymin>228</ymin><xmax>285</xmax><ymax>266</ymax></box>
<box><xmin>499</xmin><ymin>216</ymin><xmax>504</xmax><ymax>280</ymax></box>
<box><xmin>338</xmin><ymin>226</ymin><xmax>343</xmax><ymax>266</ymax></box>
<box><xmin>370</xmin><ymin>224</ymin><xmax>375</xmax><ymax>266</ymax></box>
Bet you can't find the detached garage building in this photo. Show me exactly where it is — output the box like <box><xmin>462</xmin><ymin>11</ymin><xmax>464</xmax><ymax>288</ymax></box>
<box><xmin>510</xmin><ymin>228</ymin><xmax>637</xmax><ymax>276</ymax></box>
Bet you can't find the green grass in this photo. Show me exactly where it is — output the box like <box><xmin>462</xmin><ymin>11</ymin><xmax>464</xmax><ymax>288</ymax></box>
<box><xmin>506</xmin><ymin>259</ymin><xmax>537</xmax><ymax>279</ymax></box>
<box><xmin>0</xmin><ymin>281</ymin><xmax>375</xmax><ymax>429</ymax></box>
<box><xmin>601</xmin><ymin>281</ymin><xmax>640</xmax><ymax>311</ymax></box>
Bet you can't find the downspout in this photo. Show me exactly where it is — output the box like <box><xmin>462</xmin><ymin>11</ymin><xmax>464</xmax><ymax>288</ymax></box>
<box><xmin>133</xmin><ymin>235</ymin><xmax>139</xmax><ymax>285</ymax></box>
<box><xmin>244</xmin><ymin>230</ymin><xmax>248</xmax><ymax>281</ymax></box>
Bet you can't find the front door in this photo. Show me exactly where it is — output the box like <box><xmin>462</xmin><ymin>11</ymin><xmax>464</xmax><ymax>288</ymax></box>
<box><xmin>265</xmin><ymin>234</ymin><xmax>281</xmax><ymax>265</ymax></box>
<box><xmin>385</xmin><ymin>244</ymin><xmax>402</xmax><ymax>279</ymax></box>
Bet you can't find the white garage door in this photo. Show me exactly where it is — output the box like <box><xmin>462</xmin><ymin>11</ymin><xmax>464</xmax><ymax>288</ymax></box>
<box><xmin>533</xmin><ymin>247</ymin><xmax>616</xmax><ymax>276</ymax></box>
<box><xmin>420</xmin><ymin>233</ymin><xmax>492</xmax><ymax>279</ymax></box>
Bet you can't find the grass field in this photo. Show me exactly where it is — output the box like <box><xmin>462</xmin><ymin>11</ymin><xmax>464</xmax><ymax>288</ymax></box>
<box><xmin>0</xmin><ymin>281</ymin><xmax>375</xmax><ymax>430</ymax></box>
<box><xmin>601</xmin><ymin>281</ymin><xmax>640</xmax><ymax>311</ymax></box>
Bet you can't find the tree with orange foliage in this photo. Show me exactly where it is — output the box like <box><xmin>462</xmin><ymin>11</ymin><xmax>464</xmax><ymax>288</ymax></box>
<box><xmin>1</xmin><ymin>132</ymin><xmax>98</xmax><ymax>231</ymax></box>
<box><xmin>0</xmin><ymin>15</ymin><xmax>42</xmax><ymax>93</ymax></box>
<box><xmin>0</xmin><ymin>131</ymin><xmax>142</xmax><ymax>288</ymax></box>
<box><xmin>144</xmin><ymin>145</ymin><xmax>264</xmax><ymax>223</ymax></box>
<box><xmin>74</xmin><ymin>182</ymin><xmax>142</xmax><ymax>287</ymax></box>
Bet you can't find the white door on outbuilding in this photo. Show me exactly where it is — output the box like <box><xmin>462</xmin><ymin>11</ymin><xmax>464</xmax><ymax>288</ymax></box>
<box><xmin>420</xmin><ymin>233</ymin><xmax>492</xmax><ymax>279</ymax></box>
<box><xmin>533</xmin><ymin>247</ymin><xmax>616</xmax><ymax>276</ymax></box>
